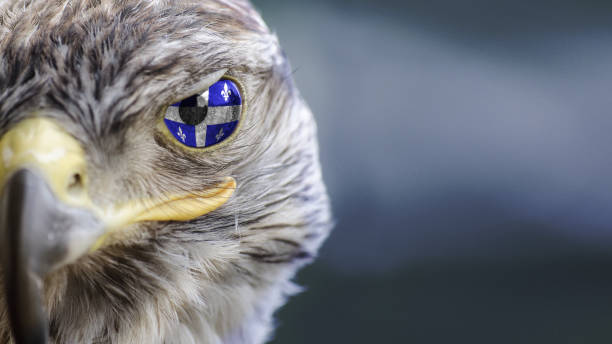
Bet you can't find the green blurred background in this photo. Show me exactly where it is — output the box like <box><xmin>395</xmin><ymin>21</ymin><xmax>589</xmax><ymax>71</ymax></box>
<box><xmin>252</xmin><ymin>1</ymin><xmax>612</xmax><ymax>342</ymax></box>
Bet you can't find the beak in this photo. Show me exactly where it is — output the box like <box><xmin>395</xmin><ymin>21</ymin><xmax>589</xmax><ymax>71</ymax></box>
<box><xmin>0</xmin><ymin>169</ymin><xmax>102</xmax><ymax>344</ymax></box>
<box><xmin>0</xmin><ymin>118</ymin><xmax>235</xmax><ymax>343</ymax></box>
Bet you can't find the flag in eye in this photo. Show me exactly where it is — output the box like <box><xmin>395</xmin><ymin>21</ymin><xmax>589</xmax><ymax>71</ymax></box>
<box><xmin>164</xmin><ymin>78</ymin><xmax>243</xmax><ymax>148</ymax></box>
<box><xmin>202</xmin><ymin>79</ymin><xmax>242</xmax><ymax>147</ymax></box>
<box><xmin>205</xmin><ymin>121</ymin><xmax>239</xmax><ymax>147</ymax></box>
<box><xmin>164</xmin><ymin>118</ymin><xmax>197</xmax><ymax>147</ymax></box>
<box><xmin>208</xmin><ymin>80</ymin><xmax>242</xmax><ymax>107</ymax></box>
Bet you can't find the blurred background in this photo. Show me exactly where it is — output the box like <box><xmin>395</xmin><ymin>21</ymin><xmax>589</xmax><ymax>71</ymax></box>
<box><xmin>252</xmin><ymin>0</ymin><xmax>612</xmax><ymax>342</ymax></box>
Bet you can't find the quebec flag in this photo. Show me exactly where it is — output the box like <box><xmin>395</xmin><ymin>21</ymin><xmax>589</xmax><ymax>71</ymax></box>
<box><xmin>163</xmin><ymin>79</ymin><xmax>242</xmax><ymax>148</ymax></box>
<box><xmin>208</xmin><ymin>79</ymin><xmax>242</xmax><ymax>107</ymax></box>
<box><xmin>164</xmin><ymin>119</ymin><xmax>197</xmax><ymax>147</ymax></box>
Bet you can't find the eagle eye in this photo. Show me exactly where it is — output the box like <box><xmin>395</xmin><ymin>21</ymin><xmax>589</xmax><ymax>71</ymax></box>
<box><xmin>163</xmin><ymin>78</ymin><xmax>243</xmax><ymax>148</ymax></box>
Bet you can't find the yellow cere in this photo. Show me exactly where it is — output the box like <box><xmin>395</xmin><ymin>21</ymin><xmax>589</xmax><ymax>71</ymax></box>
<box><xmin>0</xmin><ymin>117</ymin><xmax>92</xmax><ymax>208</ymax></box>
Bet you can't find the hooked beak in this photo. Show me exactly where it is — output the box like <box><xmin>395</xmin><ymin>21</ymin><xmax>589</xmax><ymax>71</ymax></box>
<box><xmin>0</xmin><ymin>169</ymin><xmax>102</xmax><ymax>344</ymax></box>
<box><xmin>0</xmin><ymin>118</ymin><xmax>235</xmax><ymax>343</ymax></box>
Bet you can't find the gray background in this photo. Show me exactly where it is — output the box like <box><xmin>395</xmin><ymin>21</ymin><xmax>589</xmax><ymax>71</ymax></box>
<box><xmin>252</xmin><ymin>1</ymin><xmax>612</xmax><ymax>342</ymax></box>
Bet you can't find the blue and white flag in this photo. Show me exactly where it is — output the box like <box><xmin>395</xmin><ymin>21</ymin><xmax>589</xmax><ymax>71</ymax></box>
<box><xmin>163</xmin><ymin>79</ymin><xmax>242</xmax><ymax>148</ymax></box>
<box><xmin>208</xmin><ymin>79</ymin><xmax>242</xmax><ymax>107</ymax></box>
<box><xmin>164</xmin><ymin>118</ymin><xmax>197</xmax><ymax>147</ymax></box>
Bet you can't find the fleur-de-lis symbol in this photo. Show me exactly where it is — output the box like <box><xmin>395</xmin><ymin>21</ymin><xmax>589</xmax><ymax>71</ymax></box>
<box><xmin>221</xmin><ymin>82</ymin><xmax>232</xmax><ymax>102</ymax></box>
<box><xmin>215</xmin><ymin>128</ymin><xmax>225</xmax><ymax>142</ymax></box>
<box><xmin>177</xmin><ymin>126</ymin><xmax>186</xmax><ymax>142</ymax></box>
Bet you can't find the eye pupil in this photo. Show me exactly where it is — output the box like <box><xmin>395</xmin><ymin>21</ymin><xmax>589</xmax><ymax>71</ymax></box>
<box><xmin>179</xmin><ymin>95</ymin><xmax>208</xmax><ymax>125</ymax></box>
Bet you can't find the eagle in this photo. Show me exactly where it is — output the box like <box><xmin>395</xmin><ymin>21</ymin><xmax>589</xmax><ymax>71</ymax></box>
<box><xmin>0</xmin><ymin>0</ymin><xmax>331</xmax><ymax>343</ymax></box>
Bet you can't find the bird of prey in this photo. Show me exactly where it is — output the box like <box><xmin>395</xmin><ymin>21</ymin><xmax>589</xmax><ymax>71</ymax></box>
<box><xmin>0</xmin><ymin>0</ymin><xmax>332</xmax><ymax>343</ymax></box>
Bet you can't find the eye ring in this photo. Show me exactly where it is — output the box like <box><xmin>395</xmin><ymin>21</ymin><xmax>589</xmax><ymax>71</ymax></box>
<box><xmin>159</xmin><ymin>75</ymin><xmax>246</xmax><ymax>151</ymax></box>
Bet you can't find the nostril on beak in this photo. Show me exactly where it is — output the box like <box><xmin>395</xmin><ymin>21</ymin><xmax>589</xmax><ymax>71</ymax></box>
<box><xmin>66</xmin><ymin>171</ymin><xmax>85</xmax><ymax>197</ymax></box>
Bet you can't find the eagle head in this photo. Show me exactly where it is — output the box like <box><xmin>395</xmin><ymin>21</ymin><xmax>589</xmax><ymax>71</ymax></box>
<box><xmin>0</xmin><ymin>1</ymin><xmax>331</xmax><ymax>343</ymax></box>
